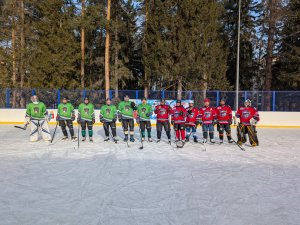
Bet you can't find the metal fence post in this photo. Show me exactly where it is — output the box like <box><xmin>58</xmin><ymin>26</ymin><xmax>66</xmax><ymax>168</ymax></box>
<box><xmin>189</xmin><ymin>91</ymin><xmax>192</xmax><ymax>100</ymax></box>
<box><xmin>57</xmin><ymin>89</ymin><xmax>61</xmax><ymax>108</ymax></box>
<box><xmin>135</xmin><ymin>90</ymin><xmax>138</xmax><ymax>99</ymax></box>
<box><xmin>5</xmin><ymin>88</ymin><xmax>11</xmax><ymax>108</ymax></box>
<box><xmin>109</xmin><ymin>90</ymin><xmax>113</xmax><ymax>99</ymax></box>
<box><xmin>272</xmin><ymin>91</ymin><xmax>276</xmax><ymax>112</ymax></box>
<box><xmin>216</xmin><ymin>91</ymin><xmax>220</xmax><ymax>104</ymax></box>
<box><xmin>83</xmin><ymin>89</ymin><xmax>86</xmax><ymax>100</ymax></box>
<box><xmin>162</xmin><ymin>90</ymin><xmax>165</xmax><ymax>99</ymax></box>
<box><xmin>244</xmin><ymin>91</ymin><xmax>247</xmax><ymax>101</ymax></box>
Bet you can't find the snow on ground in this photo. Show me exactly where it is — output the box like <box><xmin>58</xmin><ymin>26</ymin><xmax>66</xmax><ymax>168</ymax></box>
<box><xmin>0</xmin><ymin>125</ymin><xmax>299</xmax><ymax>225</ymax></box>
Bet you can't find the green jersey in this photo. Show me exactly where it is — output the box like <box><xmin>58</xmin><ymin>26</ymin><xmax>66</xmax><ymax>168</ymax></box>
<box><xmin>78</xmin><ymin>103</ymin><xmax>95</xmax><ymax>121</ymax></box>
<box><xmin>118</xmin><ymin>101</ymin><xmax>136</xmax><ymax>119</ymax></box>
<box><xmin>57</xmin><ymin>103</ymin><xmax>74</xmax><ymax>120</ymax></box>
<box><xmin>100</xmin><ymin>104</ymin><xmax>117</xmax><ymax>122</ymax></box>
<box><xmin>25</xmin><ymin>102</ymin><xmax>47</xmax><ymax>120</ymax></box>
<box><xmin>137</xmin><ymin>103</ymin><xmax>153</xmax><ymax>121</ymax></box>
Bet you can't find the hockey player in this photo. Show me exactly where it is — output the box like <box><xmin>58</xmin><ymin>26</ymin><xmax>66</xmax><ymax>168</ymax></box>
<box><xmin>100</xmin><ymin>98</ymin><xmax>118</xmax><ymax>142</ymax></box>
<box><xmin>25</xmin><ymin>95</ymin><xmax>52</xmax><ymax>142</ymax></box>
<box><xmin>137</xmin><ymin>97</ymin><xmax>153</xmax><ymax>142</ymax></box>
<box><xmin>235</xmin><ymin>99</ymin><xmax>260</xmax><ymax>146</ymax></box>
<box><xmin>199</xmin><ymin>98</ymin><xmax>217</xmax><ymax>143</ymax></box>
<box><xmin>171</xmin><ymin>100</ymin><xmax>187</xmax><ymax>143</ymax></box>
<box><xmin>56</xmin><ymin>97</ymin><xmax>76</xmax><ymax>140</ymax></box>
<box><xmin>215</xmin><ymin>99</ymin><xmax>233</xmax><ymax>144</ymax></box>
<box><xmin>118</xmin><ymin>95</ymin><xmax>137</xmax><ymax>142</ymax></box>
<box><xmin>154</xmin><ymin>98</ymin><xmax>171</xmax><ymax>143</ymax></box>
<box><xmin>77</xmin><ymin>97</ymin><xmax>95</xmax><ymax>142</ymax></box>
<box><xmin>185</xmin><ymin>101</ymin><xmax>200</xmax><ymax>142</ymax></box>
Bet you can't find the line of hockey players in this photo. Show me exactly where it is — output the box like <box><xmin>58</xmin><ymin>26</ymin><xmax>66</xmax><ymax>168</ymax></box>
<box><xmin>24</xmin><ymin>94</ymin><xmax>260</xmax><ymax>147</ymax></box>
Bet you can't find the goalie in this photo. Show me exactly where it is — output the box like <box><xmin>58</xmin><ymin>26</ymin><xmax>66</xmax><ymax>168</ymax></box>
<box><xmin>25</xmin><ymin>95</ymin><xmax>52</xmax><ymax>142</ymax></box>
<box><xmin>235</xmin><ymin>99</ymin><xmax>260</xmax><ymax>147</ymax></box>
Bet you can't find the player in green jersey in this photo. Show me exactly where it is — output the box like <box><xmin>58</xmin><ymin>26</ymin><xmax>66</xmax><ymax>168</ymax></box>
<box><xmin>56</xmin><ymin>97</ymin><xmax>76</xmax><ymax>140</ymax></box>
<box><xmin>100</xmin><ymin>98</ymin><xmax>118</xmax><ymax>142</ymax></box>
<box><xmin>117</xmin><ymin>95</ymin><xmax>137</xmax><ymax>142</ymax></box>
<box><xmin>137</xmin><ymin>97</ymin><xmax>153</xmax><ymax>142</ymax></box>
<box><xmin>25</xmin><ymin>95</ymin><xmax>52</xmax><ymax>142</ymax></box>
<box><xmin>77</xmin><ymin>97</ymin><xmax>95</xmax><ymax>142</ymax></box>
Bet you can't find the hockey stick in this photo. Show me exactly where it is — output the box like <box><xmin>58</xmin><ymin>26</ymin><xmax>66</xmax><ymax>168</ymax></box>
<box><xmin>50</xmin><ymin>122</ymin><xmax>59</xmax><ymax>143</ymax></box>
<box><xmin>14</xmin><ymin>123</ymin><xmax>28</xmax><ymax>130</ymax></box>
<box><xmin>77</xmin><ymin>122</ymin><xmax>80</xmax><ymax>149</ymax></box>
<box><xmin>137</xmin><ymin>122</ymin><xmax>144</xmax><ymax>150</ymax></box>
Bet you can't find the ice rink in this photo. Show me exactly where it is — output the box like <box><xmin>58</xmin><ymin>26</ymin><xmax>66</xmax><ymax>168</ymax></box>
<box><xmin>0</xmin><ymin>125</ymin><xmax>299</xmax><ymax>225</ymax></box>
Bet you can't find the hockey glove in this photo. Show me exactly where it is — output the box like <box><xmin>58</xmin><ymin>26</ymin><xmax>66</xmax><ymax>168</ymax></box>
<box><xmin>171</xmin><ymin>120</ymin><xmax>174</xmax><ymax>125</ymax></box>
<box><xmin>71</xmin><ymin>113</ymin><xmax>76</xmax><ymax>121</ymax></box>
<box><xmin>146</xmin><ymin>112</ymin><xmax>151</xmax><ymax>117</ymax></box>
<box><xmin>228</xmin><ymin>119</ymin><xmax>232</xmax><ymax>125</ymax></box>
<box><xmin>56</xmin><ymin>115</ymin><xmax>60</xmax><ymax>121</ymax></box>
<box><xmin>77</xmin><ymin>118</ymin><xmax>81</xmax><ymax>124</ymax></box>
<box><xmin>112</xmin><ymin>116</ymin><xmax>117</xmax><ymax>123</ymax></box>
<box><xmin>99</xmin><ymin>116</ymin><xmax>104</xmax><ymax>123</ymax></box>
<box><xmin>92</xmin><ymin>118</ymin><xmax>95</xmax><ymax>124</ymax></box>
<box><xmin>136</xmin><ymin>117</ymin><xmax>140</xmax><ymax>124</ymax></box>
<box><xmin>130</xmin><ymin>102</ymin><xmax>137</xmax><ymax>110</ymax></box>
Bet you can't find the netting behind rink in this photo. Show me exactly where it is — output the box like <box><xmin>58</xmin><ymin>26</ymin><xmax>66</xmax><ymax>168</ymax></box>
<box><xmin>0</xmin><ymin>88</ymin><xmax>299</xmax><ymax>111</ymax></box>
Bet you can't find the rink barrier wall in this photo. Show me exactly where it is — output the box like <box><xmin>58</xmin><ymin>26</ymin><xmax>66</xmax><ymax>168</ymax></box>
<box><xmin>0</xmin><ymin>109</ymin><xmax>299</xmax><ymax>128</ymax></box>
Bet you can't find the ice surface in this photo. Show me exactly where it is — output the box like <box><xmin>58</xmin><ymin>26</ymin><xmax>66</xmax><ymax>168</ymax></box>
<box><xmin>0</xmin><ymin>125</ymin><xmax>299</xmax><ymax>225</ymax></box>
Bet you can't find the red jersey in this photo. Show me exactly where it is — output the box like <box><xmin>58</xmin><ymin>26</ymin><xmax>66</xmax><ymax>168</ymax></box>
<box><xmin>236</xmin><ymin>106</ymin><xmax>260</xmax><ymax>125</ymax></box>
<box><xmin>199</xmin><ymin>106</ymin><xmax>217</xmax><ymax>124</ymax></box>
<box><xmin>154</xmin><ymin>105</ymin><xmax>171</xmax><ymax>122</ymax></box>
<box><xmin>185</xmin><ymin>107</ymin><xmax>199</xmax><ymax>126</ymax></box>
<box><xmin>171</xmin><ymin>106</ymin><xmax>186</xmax><ymax>124</ymax></box>
<box><xmin>215</xmin><ymin>105</ymin><xmax>232</xmax><ymax>124</ymax></box>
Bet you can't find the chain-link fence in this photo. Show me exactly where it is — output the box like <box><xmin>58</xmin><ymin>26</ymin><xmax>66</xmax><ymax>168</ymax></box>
<box><xmin>0</xmin><ymin>88</ymin><xmax>299</xmax><ymax>111</ymax></box>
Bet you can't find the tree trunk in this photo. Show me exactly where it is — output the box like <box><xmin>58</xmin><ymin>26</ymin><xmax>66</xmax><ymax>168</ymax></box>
<box><xmin>19</xmin><ymin>0</ymin><xmax>25</xmax><ymax>88</ymax></box>
<box><xmin>105</xmin><ymin>0</ymin><xmax>111</xmax><ymax>99</ymax></box>
<box><xmin>12</xmin><ymin>17</ymin><xmax>17</xmax><ymax>108</ymax></box>
<box><xmin>264</xmin><ymin>0</ymin><xmax>277</xmax><ymax>110</ymax></box>
<box><xmin>81</xmin><ymin>0</ymin><xmax>85</xmax><ymax>88</ymax></box>
<box><xmin>144</xmin><ymin>0</ymin><xmax>149</xmax><ymax>99</ymax></box>
<box><xmin>114</xmin><ymin>23</ymin><xmax>119</xmax><ymax>99</ymax></box>
<box><xmin>19</xmin><ymin>0</ymin><xmax>25</xmax><ymax>108</ymax></box>
<box><xmin>202</xmin><ymin>69</ymin><xmax>208</xmax><ymax>100</ymax></box>
<box><xmin>177</xmin><ymin>78</ymin><xmax>182</xmax><ymax>100</ymax></box>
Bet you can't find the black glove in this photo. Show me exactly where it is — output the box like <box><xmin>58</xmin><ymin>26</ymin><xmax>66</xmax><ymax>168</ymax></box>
<box><xmin>136</xmin><ymin>117</ymin><xmax>140</xmax><ymax>124</ymax></box>
<box><xmin>118</xmin><ymin>117</ymin><xmax>122</xmax><ymax>123</ymax></box>
<box><xmin>187</xmin><ymin>110</ymin><xmax>192</xmax><ymax>114</ymax></box>
<box><xmin>130</xmin><ymin>102</ymin><xmax>137</xmax><ymax>110</ymax></box>
<box><xmin>77</xmin><ymin>118</ymin><xmax>81</xmax><ymax>124</ymax></box>
<box><xmin>92</xmin><ymin>118</ymin><xmax>95</xmax><ymax>124</ymax></box>
<box><xmin>146</xmin><ymin>112</ymin><xmax>151</xmax><ymax>117</ymax></box>
<box><xmin>171</xmin><ymin>120</ymin><xmax>174</xmax><ymax>125</ymax></box>
<box><xmin>195</xmin><ymin>120</ymin><xmax>200</xmax><ymax>126</ymax></box>
<box><xmin>71</xmin><ymin>114</ymin><xmax>75</xmax><ymax>121</ymax></box>
<box><xmin>99</xmin><ymin>116</ymin><xmax>104</xmax><ymax>123</ymax></box>
<box><xmin>112</xmin><ymin>116</ymin><xmax>117</xmax><ymax>123</ymax></box>
<box><xmin>56</xmin><ymin>115</ymin><xmax>60</xmax><ymax>121</ymax></box>
<box><xmin>180</xmin><ymin>111</ymin><xmax>184</xmax><ymax>116</ymax></box>
<box><xmin>213</xmin><ymin>119</ymin><xmax>218</xmax><ymax>126</ymax></box>
<box><xmin>228</xmin><ymin>119</ymin><xmax>232</xmax><ymax>125</ymax></box>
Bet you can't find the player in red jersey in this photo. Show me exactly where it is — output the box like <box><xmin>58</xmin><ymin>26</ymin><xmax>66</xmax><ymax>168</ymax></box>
<box><xmin>199</xmin><ymin>98</ymin><xmax>217</xmax><ymax>143</ymax></box>
<box><xmin>215</xmin><ymin>99</ymin><xmax>233</xmax><ymax>144</ymax></box>
<box><xmin>185</xmin><ymin>101</ymin><xmax>200</xmax><ymax>142</ymax></box>
<box><xmin>235</xmin><ymin>99</ymin><xmax>260</xmax><ymax>146</ymax></box>
<box><xmin>154</xmin><ymin>99</ymin><xmax>172</xmax><ymax>143</ymax></box>
<box><xmin>171</xmin><ymin>100</ymin><xmax>187</xmax><ymax>143</ymax></box>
